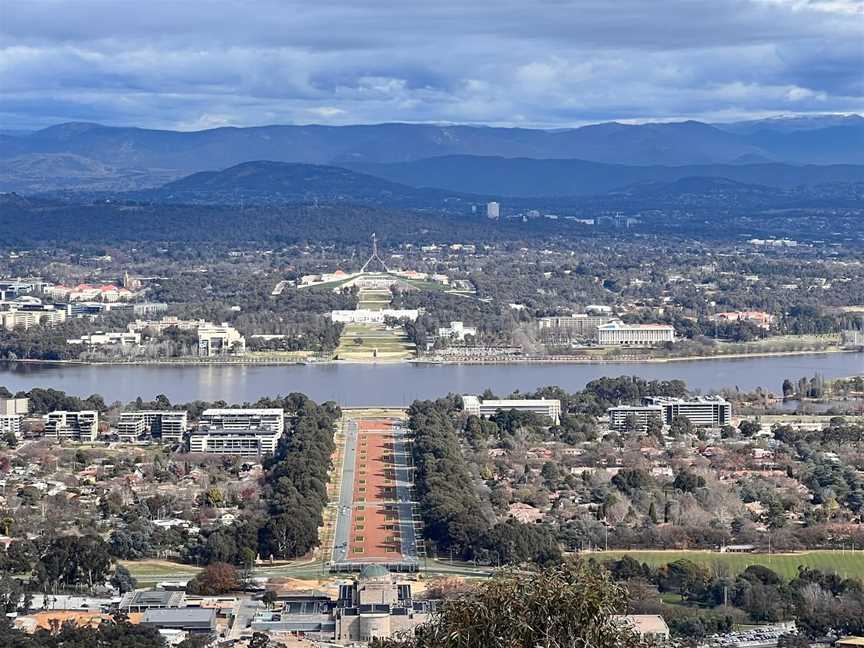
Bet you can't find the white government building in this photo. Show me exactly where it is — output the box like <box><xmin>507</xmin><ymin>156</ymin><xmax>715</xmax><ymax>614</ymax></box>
<box><xmin>331</xmin><ymin>309</ymin><xmax>419</xmax><ymax>324</ymax></box>
<box><xmin>188</xmin><ymin>408</ymin><xmax>284</xmax><ymax>456</ymax></box>
<box><xmin>197</xmin><ymin>323</ymin><xmax>246</xmax><ymax>356</ymax></box>
<box><xmin>596</xmin><ymin>320</ymin><xmax>675</xmax><ymax>346</ymax></box>
<box><xmin>463</xmin><ymin>395</ymin><xmax>561</xmax><ymax>425</ymax></box>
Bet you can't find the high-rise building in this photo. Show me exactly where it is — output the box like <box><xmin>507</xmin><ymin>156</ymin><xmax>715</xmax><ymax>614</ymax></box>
<box><xmin>486</xmin><ymin>201</ymin><xmax>500</xmax><ymax>219</ymax></box>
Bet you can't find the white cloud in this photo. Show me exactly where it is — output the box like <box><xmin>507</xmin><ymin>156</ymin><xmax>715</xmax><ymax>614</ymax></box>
<box><xmin>0</xmin><ymin>0</ymin><xmax>860</xmax><ymax>128</ymax></box>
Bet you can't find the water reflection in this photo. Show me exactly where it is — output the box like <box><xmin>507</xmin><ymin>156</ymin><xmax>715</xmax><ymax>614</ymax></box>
<box><xmin>0</xmin><ymin>352</ymin><xmax>860</xmax><ymax>406</ymax></box>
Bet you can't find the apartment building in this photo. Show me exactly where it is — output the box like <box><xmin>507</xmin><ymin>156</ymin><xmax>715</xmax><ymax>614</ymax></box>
<box><xmin>44</xmin><ymin>411</ymin><xmax>99</xmax><ymax>442</ymax></box>
<box><xmin>117</xmin><ymin>411</ymin><xmax>188</xmax><ymax>443</ymax></box>
<box><xmin>463</xmin><ymin>395</ymin><xmax>561</xmax><ymax>425</ymax></box>
<box><xmin>188</xmin><ymin>408</ymin><xmax>284</xmax><ymax>456</ymax></box>
<box><xmin>0</xmin><ymin>397</ymin><xmax>28</xmax><ymax>415</ymax></box>
<box><xmin>0</xmin><ymin>415</ymin><xmax>23</xmax><ymax>439</ymax></box>
<box><xmin>596</xmin><ymin>321</ymin><xmax>675</xmax><ymax>346</ymax></box>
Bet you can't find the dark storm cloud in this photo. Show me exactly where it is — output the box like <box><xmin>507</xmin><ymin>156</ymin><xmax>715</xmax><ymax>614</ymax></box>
<box><xmin>1</xmin><ymin>0</ymin><xmax>861</xmax><ymax>129</ymax></box>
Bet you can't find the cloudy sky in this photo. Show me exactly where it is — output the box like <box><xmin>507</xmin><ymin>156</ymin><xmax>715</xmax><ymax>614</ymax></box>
<box><xmin>1</xmin><ymin>0</ymin><xmax>862</xmax><ymax>130</ymax></box>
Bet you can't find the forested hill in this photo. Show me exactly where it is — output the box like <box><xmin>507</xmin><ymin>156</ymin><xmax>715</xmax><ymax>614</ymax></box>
<box><xmin>151</xmin><ymin>160</ymin><xmax>467</xmax><ymax>206</ymax></box>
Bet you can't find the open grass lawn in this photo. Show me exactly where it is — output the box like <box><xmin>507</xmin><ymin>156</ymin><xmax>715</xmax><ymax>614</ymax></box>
<box><xmin>592</xmin><ymin>550</ymin><xmax>864</xmax><ymax>580</ymax></box>
<box><xmin>337</xmin><ymin>323</ymin><xmax>415</xmax><ymax>359</ymax></box>
<box><xmin>121</xmin><ymin>560</ymin><xmax>200</xmax><ymax>585</ymax></box>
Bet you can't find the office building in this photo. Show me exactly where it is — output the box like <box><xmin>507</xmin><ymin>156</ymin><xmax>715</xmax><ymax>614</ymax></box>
<box><xmin>117</xmin><ymin>411</ymin><xmax>188</xmax><ymax>444</ymax></box>
<box><xmin>463</xmin><ymin>395</ymin><xmax>561</xmax><ymax>425</ymax></box>
<box><xmin>189</xmin><ymin>408</ymin><xmax>284</xmax><ymax>456</ymax></box>
<box><xmin>608</xmin><ymin>405</ymin><xmax>664</xmax><ymax>431</ymax></box>
<box><xmin>538</xmin><ymin>313</ymin><xmax>615</xmax><ymax>340</ymax></box>
<box><xmin>644</xmin><ymin>396</ymin><xmax>732</xmax><ymax>427</ymax></box>
<box><xmin>0</xmin><ymin>278</ymin><xmax>45</xmax><ymax>299</ymax></box>
<box><xmin>608</xmin><ymin>396</ymin><xmax>731</xmax><ymax>430</ymax></box>
<box><xmin>486</xmin><ymin>201</ymin><xmax>500</xmax><ymax>219</ymax></box>
<box><xmin>44</xmin><ymin>411</ymin><xmax>99</xmax><ymax>442</ymax></box>
<box><xmin>0</xmin><ymin>300</ymin><xmax>67</xmax><ymax>330</ymax></box>
<box><xmin>128</xmin><ymin>316</ymin><xmax>205</xmax><ymax>334</ymax></box>
<box><xmin>596</xmin><ymin>321</ymin><xmax>675</xmax><ymax>346</ymax></box>
<box><xmin>197</xmin><ymin>323</ymin><xmax>245</xmax><ymax>356</ymax></box>
<box><xmin>67</xmin><ymin>331</ymin><xmax>141</xmax><ymax>346</ymax></box>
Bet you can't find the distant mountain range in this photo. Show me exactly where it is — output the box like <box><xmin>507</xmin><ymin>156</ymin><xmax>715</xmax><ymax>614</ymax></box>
<box><xmin>1</xmin><ymin>114</ymin><xmax>861</xmax><ymax>196</ymax></box>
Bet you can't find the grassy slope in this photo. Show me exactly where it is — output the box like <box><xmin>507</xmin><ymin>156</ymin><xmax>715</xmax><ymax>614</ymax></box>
<box><xmin>593</xmin><ymin>549</ymin><xmax>864</xmax><ymax>580</ymax></box>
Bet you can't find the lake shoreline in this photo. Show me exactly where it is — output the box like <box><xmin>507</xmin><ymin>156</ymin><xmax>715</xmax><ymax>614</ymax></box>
<box><xmin>3</xmin><ymin>347</ymin><xmax>858</xmax><ymax>368</ymax></box>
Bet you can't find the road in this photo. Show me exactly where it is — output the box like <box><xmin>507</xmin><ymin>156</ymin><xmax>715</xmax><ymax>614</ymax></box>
<box><xmin>227</xmin><ymin>598</ymin><xmax>261</xmax><ymax>641</ymax></box>
<box><xmin>331</xmin><ymin>418</ymin><xmax>357</xmax><ymax>563</ymax></box>
<box><xmin>391</xmin><ymin>422</ymin><xmax>419</xmax><ymax>563</ymax></box>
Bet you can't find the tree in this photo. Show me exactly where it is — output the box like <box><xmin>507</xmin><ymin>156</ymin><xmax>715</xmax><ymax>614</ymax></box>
<box><xmin>669</xmin><ymin>415</ymin><xmax>694</xmax><ymax>437</ymax></box>
<box><xmin>110</xmin><ymin>564</ymin><xmax>137</xmax><ymax>594</ymax></box>
<box><xmin>738</xmin><ymin>420</ymin><xmax>762</xmax><ymax>437</ymax></box>
<box><xmin>645</xmin><ymin>415</ymin><xmax>664</xmax><ymax>439</ymax></box>
<box><xmin>540</xmin><ymin>461</ymin><xmax>560</xmax><ymax>487</ymax></box>
<box><xmin>673</xmin><ymin>470</ymin><xmax>706</xmax><ymax>493</ymax></box>
<box><xmin>186</xmin><ymin>563</ymin><xmax>238</xmax><ymax>595</ymax></box>
<box><xmin>262</xmin><ymin>590</ymin><xmax>278</xmax><ymax>609</ymax></box>
<box><xmin>249</xmin><ymin>632</ymin><xmax>273</xmax><ymax>648</ymax></box>
<box><xmin>373</xmin><ymin>561</ymin><xmax>647</xmax><ymax>648</ymax></box>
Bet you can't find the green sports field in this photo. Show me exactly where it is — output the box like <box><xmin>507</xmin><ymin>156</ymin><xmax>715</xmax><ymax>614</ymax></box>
<box><xmin>592</xmin><ymin>550</ymin><xmax>864</xmax><ymax>580</ymax></box>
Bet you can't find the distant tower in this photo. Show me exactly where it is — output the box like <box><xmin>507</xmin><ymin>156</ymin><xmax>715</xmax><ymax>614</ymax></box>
<box><xmin>360</xmin><ymin>233</ymin><xmax>389</xmax><ymax>273</ymax></box>
<box><xmin>486</xmin><ymin>201</ymin><xmax>500</xmax><ymax>220</ymax></box>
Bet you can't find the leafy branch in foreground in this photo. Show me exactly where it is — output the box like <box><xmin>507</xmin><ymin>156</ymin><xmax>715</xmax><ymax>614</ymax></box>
<box><xmin>375</xmin><ymin>560</ymin><xmax>648</xmax><ymax>648</ymax></box>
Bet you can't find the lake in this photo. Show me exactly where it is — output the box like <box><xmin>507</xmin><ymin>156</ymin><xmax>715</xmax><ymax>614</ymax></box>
<box><xmin>0</xmin><ymin>352</ymin><xmax>861</xmax><ymax>406</ymax></box>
